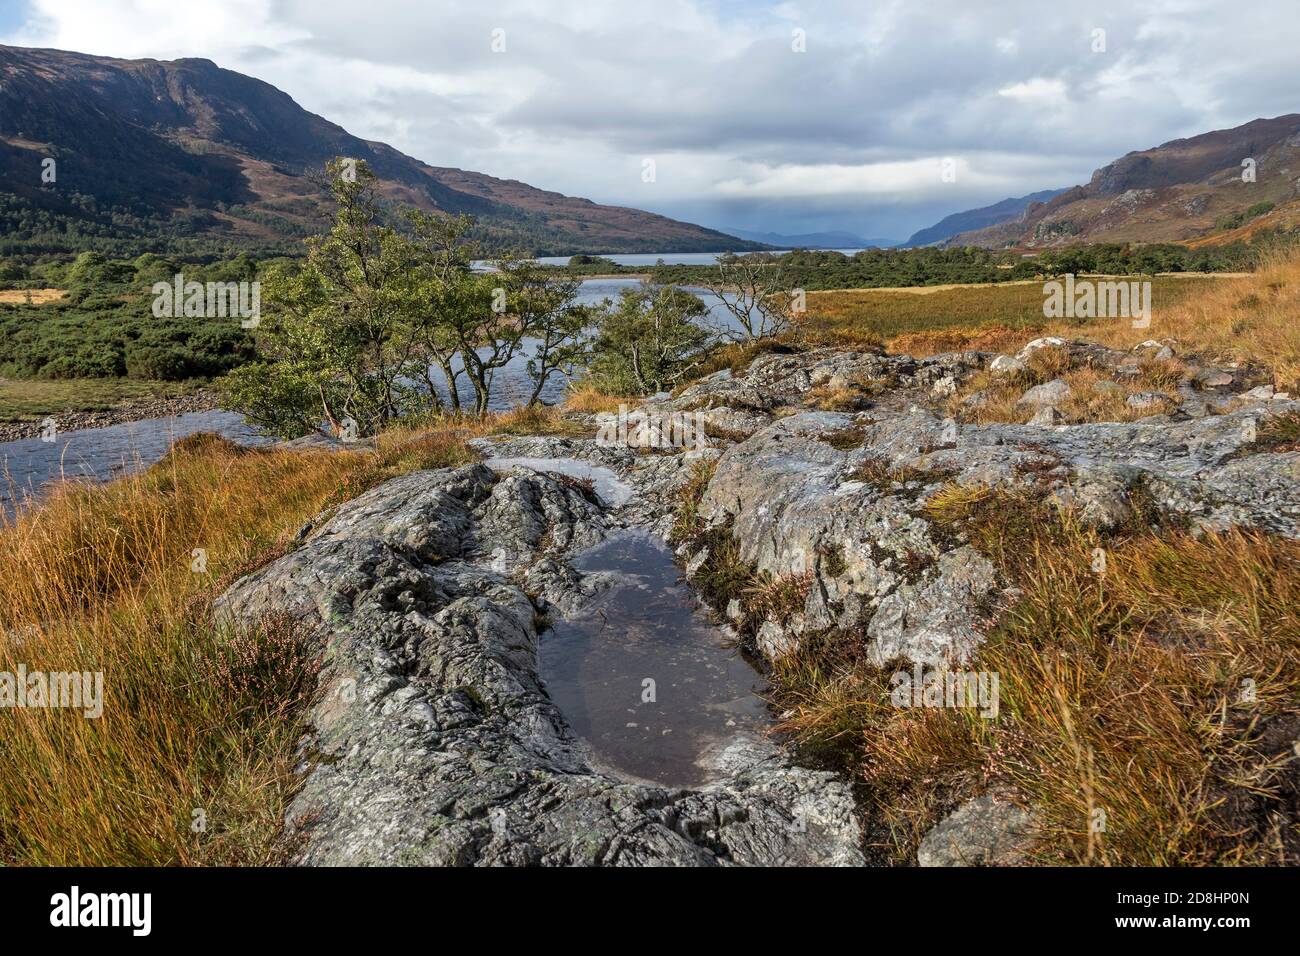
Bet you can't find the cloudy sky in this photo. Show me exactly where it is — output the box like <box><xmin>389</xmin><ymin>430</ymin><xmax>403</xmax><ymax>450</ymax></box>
<box><xmin>2</xmin><ymin>0</ymin><xmax>1297</xmax><ymax>241</ymax></box>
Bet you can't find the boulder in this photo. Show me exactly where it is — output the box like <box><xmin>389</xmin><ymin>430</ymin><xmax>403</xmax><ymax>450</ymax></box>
<box><xmin>1017</xmin><ymin>379</ymin><xmax>1072</xmax><ymax>407</ymax></box>
<box><xmin>917</xmin><ymin>793</ymin><xmax>1035</xmax><ymax>866</ymax></box>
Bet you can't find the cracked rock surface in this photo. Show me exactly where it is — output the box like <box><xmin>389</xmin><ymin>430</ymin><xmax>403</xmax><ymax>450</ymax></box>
<box><xmin>218</xmin><ymin>339</ymin><xmax>1299</xmax><ymax>866</ymax></box>
<box><xmin>215</xmin><ymin>462</ymin><xmax>863</xmax><ymax>866</ymax></box>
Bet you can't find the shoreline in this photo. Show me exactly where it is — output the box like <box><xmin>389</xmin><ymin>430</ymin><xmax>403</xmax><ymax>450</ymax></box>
<box><xmin>0</xmin><ymin>389</ymin><xmax>223</xmax><ymax>443</ymax></box>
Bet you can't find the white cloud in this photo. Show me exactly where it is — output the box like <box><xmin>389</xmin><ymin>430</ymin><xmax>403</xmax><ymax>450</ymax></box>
<box><xmin>998</xmin><ymin>78</ymin><xmax>1068</xmax><ymax>103</ymax></box>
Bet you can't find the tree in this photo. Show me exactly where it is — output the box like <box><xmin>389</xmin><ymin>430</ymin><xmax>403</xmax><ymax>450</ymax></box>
<box><xmin>586</xmin><ymin>284</ymin><xmax>711</xmax><ymax>395</ymax></box>
<box><xmin>221</xmin><ymin>158</ymin><xmax>423</xmax><ymax>438</ymax></box>
<box><xmin>406</xmin><ymin>214</ymin><xmax>590</xmax><ymax>413</ymax></box>
<box><xmin>223</xmin><ymin>157</ymin><xmax>593</xmax><ymax>433</ymax></box>
<box><xmin>698</xmin><ymin>252</ymin><xmax>796</xmax><ymax>340</ymax></box>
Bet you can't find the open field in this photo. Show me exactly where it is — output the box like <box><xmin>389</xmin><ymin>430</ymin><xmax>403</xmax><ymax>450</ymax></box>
<box><xmin>801</xmin><ymin>274</ymin><xmax>1229</xmax><ymax>352</ymax></box>
<box><xmin>0</xmin><ymin>288</ymin><xmax>65</xmax><ymax>305</ymax></box>
<box><xmin>0</xmin><ymin>377</ymin><xmax>206</xmax><ymax>421</ymax></box>
<box><xmin>802</xmin><ymin>265</ymin><xmax>1300</xmax><ymax>392</ymax></box>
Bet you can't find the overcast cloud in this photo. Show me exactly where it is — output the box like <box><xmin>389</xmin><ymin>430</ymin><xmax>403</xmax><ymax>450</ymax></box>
<box><xmin>3</xmin><ymin>0</ymin><xmax>1297</xmax><ymax>240</ymax></box>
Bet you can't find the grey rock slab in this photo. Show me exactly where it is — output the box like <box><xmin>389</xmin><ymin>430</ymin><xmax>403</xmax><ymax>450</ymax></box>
<box><xmin>917</xmin><ymin>793</ymin><xmax>1035</xmax><ymax>866</ymax></box>
<box><xmin>215</xmin><ymin>462</ymin><xmax>863</xmax><ymax>867</ymax></box>
<box><xmin>1017</xmin><ymin>379</ymin><xmax>1072</xmax><ymax>407</ymax></box>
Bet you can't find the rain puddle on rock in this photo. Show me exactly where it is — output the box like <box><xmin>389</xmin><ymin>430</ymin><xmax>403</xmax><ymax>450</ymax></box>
<box><xmin>540</xmin><ymin>529</ymin><xmax>771</xmax><ymax>788</ymax></box>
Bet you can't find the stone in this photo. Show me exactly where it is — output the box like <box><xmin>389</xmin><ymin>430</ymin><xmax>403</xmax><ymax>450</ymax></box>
<box><xmin>685</xmin><ymin>547</ymin><xmax>710</xmax><ymax>577</ymax></box>
<box><xmin>1194</xmin><ymin>368</ymin><xmax>1235</xmax><ymax>389</ymax></box>
<box><xmin>1027</xmin><ymin>405</ymin><xmax>1062</xmax><ymax>427</ymax></box>
<box><xmin>1017</xmin><ymin>379</ymin><xmax>1072</xmax><ymax>407</ymax></box>
<box><xmin>931</xmin><ymin>374</ymin><xmax>958</xmax><ymax>398</ymax></box>
<box><xmin>1131</xmin><ymin>340</ymin><xmax>1175</xmax><ymax>361</ymax></box>
<box><xmin>917</xmin><ymin>792</ymin><xmax>1035</xmax><ymax>866</ymax></box>
<box><xmin>1126</xmin><ymin>391</ymin><xmax>1176</xmax><ymax>411</ymax></box>
<box><xmin>1015</xmin><ymin>336</ymin><xmax>1067</xmax><ymax>361</ymax></box>
<box><xmin>989</xmin><ymin>354</ymin><xmax>1026</xmax><ymax>375</ymax></box>
<box><xmin>215</xmin><ymin>460</ymin><xmax>864</xmax><ymax>867</ymax></box>
<box><xmin>212</xmin><ymin>342</ymin><xmax>1300</xmax><ymax>867</ymax></box>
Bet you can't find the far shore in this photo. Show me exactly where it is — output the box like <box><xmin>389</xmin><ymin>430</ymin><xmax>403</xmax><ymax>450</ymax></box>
<box><xmin>0</xmin><ymin>388</ymin><xmax>222</xmax><ymax>442</ymax></box>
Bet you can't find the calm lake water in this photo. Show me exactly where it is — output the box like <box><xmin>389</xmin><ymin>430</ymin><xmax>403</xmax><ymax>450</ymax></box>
<box><xmin>0</xmin><ymin>410</ymin><xmax>272</xmax><ymax>516</ymax></box>
<box><xmin>0</xmin><ymin>262</ymin><xmax>780</xmax><ymax>508</ymax></box>
<box><xmin>540</xmin><ymin>529</ymin><xmax>770</xmax><ymax>787</ymax></box>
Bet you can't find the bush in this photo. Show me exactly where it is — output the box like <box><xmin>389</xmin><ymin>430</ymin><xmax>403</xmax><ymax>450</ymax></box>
<box><xmin>125</xmin><ymin>344</ymin><xmax>194</xmax><ymax>381</ymax></box>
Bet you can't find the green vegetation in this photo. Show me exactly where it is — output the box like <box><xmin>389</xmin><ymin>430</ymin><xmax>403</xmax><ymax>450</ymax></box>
<box><xmin>585</xmin><ymin>285</ymin><xmax>711</xmax><ymax>394</ymax></box>
<box><xmin>0</xmin><ymin>250</ymin><xmax>261</xmax><ymax>383</ymax></box>
<box><xmin>219</xmin><ymin>160</ymin><xmax>595</xmax><ymax>437</ymax></box>
<box><xmin>0</xmin><ymin>378</ymin><xmax>203</xmax><ymax>420</ymax></box>
<box><xmin>1217</xmin><ymin>201</ymin><xmax>1277</xmax><ymax>231</ymax></box>
<box><xmin>534</xmin><ymin>239</ymin><xmax>1282</xmax><ymax>292</ymax></box>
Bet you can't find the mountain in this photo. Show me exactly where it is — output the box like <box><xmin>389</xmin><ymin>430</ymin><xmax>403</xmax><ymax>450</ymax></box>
<box><xmin>0</xmin><ymin>44</ymin><xmax>762</xmax><ymax>257</ymax></box>
<box><xmin>903</xmin><ymin>189</ymin><xmax>1067</xmax><ymax>247</ymax></box>
<box><xmin>723</xmin><ymin>227</ymin><xmax>898</xmax><ymax>249</ymax></box>
<box><xmin>947</xmin><ymin>114</ymin><xmax>1300</xmax><ymax>249</ymax></box>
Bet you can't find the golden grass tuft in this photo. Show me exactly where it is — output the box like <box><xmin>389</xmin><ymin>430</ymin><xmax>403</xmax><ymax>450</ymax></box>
<box><xmin>562</xmin><ymin>384</ymin><xmax>635</xmax><ymax>415</ymax></box>
<box><xmin>1042</xmin><ymin>249</ymin><xmax>1300</xmax><ymax>391</ymax></box>
<box><xmin>772</xmin><ymin>489</ymin><xmax>1300</xmax><ymax>865</ymax></box>
<box><xmin>0</xmin><ymin>419</ymin><xmax>488</xmax><ymax>865</ymax></box>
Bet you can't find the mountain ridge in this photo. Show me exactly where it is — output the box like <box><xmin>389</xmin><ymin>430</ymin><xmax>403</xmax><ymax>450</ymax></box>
<box><xmin>904</xmin><ymin>189</ymin><xmax>1067</xmax><ymax>247</ymax></box>
<box><xmin>0</xmin><ymin>44</ymin><xmax>763</xmax><ymax>256</ymax></box>
<box><xmin>945</xmin><ymin>114</ymin><xmax>1300</xmax><ymax>248</ymax></box>
<box><xmin>723</xmin><ymin>227</ymin><xmax>899</xmax><ymax>249</ymax></box>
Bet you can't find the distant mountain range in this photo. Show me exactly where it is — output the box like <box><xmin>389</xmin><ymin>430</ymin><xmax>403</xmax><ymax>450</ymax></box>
<box><xmin>939</xmin><ymin>114</ymin><xmax>1300</xmax><ymax>249</ymax></box>
<box><xmin>903</xmin><ymin>190</ymin><xmax>1068</xmax><ymax>247</ymax></box>
<box><xmin>723</xmin><ymin>227</ymin><xmax>899</xmax><ymax>249</ymax></box>
<box><xmin>0</xmin><ymin>44</ymin><xmax>763</xmax><ymax>257</ymax></box>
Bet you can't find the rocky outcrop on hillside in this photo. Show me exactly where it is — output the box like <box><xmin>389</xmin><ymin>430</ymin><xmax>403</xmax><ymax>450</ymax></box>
<box><xmin>647</xmin><ymin>343</ymin><xmax>1299</xmax><ymax>667</ymax></box>
<box><xmin>215</xmin><ymin>336</ymin><xmax>1299</xmax><ymax>866</ymax></box>
<box><xmin>214</xmin><ymin>461</ymin><xmax>863</xmax><ymax>866</ymax></box>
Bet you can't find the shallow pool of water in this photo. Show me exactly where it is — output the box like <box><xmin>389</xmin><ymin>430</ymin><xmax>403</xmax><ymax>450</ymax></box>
<box><xmin>540</xmin><ymin>529</ymin><xmax>770</xmax><ymax>788</ymax></box>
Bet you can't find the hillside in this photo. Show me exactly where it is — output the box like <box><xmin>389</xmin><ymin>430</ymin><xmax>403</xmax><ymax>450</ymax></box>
<box><xmin>905</xmin><ymin>189</ymin><xmax>1066</xmax><ymax>246</ymax></box>
<box><xmin>948</xmin><ymin>114</ymin><xmax>1300</xmax><ymax>249</ymax></box>
<box><xmin>723</xmin><ymin>227</ymin><xmax>899</xmax><ymax>249</ymax></box>
<box><xmin>0</xmin><ymin>44</ymin><xmax>760</xmax><ymax>257</ymax></box>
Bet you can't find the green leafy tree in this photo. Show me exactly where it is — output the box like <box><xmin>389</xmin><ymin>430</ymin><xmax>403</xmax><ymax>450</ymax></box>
<box><xmin>221</xmin><ymin>158</ymin><xmax>423</xmax><ymax>438</ymax></box>
<box><xmin>586</xmin><ymin>284</ymin><xmax>711</xmax><ymax>395</ymax></box>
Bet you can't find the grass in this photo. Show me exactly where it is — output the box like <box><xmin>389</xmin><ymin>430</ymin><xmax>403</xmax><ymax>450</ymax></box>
<box><xmin>563</xmin><ymin>384</ymin><xmax>635</xmax><ymax>415</ymax></box>
<box><xmin>801</xmin><ymin>251</ymin><xmax>1300</xmax><ymax>394</ymax></box>
<box><xmin>947</xmin><ymin>353</ymin><xmax>1193</xmax><ymax>425</ymax></box>
<box><xmin>0</xmin><ymin>377</ymin><xmax>206</xmax><ymax>421</ymax></box>
<box><xmin>0</xmin><ymin>289</ymin><xmax>64</xmax><ymax>305</ymax></box>
<box><xmin>0</xmin><ymin>417</ymin><xmax>491</xmax><ymax>865</ymax></box>
<box><xmin>769</xmin><ymin>486</ymin><xmax>1300</xmax><ymax>865</ymax></box>
<box><xmin>1125</xmin><ymin>249</ymin><xmax>1300</xmax><ymax>391</ymax></box>
<box><xmin>800</xmin><ymin>275</ymin><xmax>1213</xmax><ymax>353</ymax></box>
<box><xmin>819</xmin><ymin>425</ymin><xmax>871</xmax><ymax>450</ymax></box>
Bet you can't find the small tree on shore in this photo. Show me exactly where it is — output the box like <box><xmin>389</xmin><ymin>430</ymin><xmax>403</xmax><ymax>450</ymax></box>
<box><xmin>220</xmin><ymin>158</ymin><xmax>422</xmax><ymax>438</ymax></box>
<box><xmin>699</xmin><ymin>252</ymin><xmax>795</xmax><ymax>341</ymax></box>
<box><xmin>223</xmin><ymin>158</ymin><xmax>594</xmax><ymax>434</ymax></box>
<box><xmin>586</xmin><ymin>284</ymin><xmax>711</xmax><ymax>395</ymax></box>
